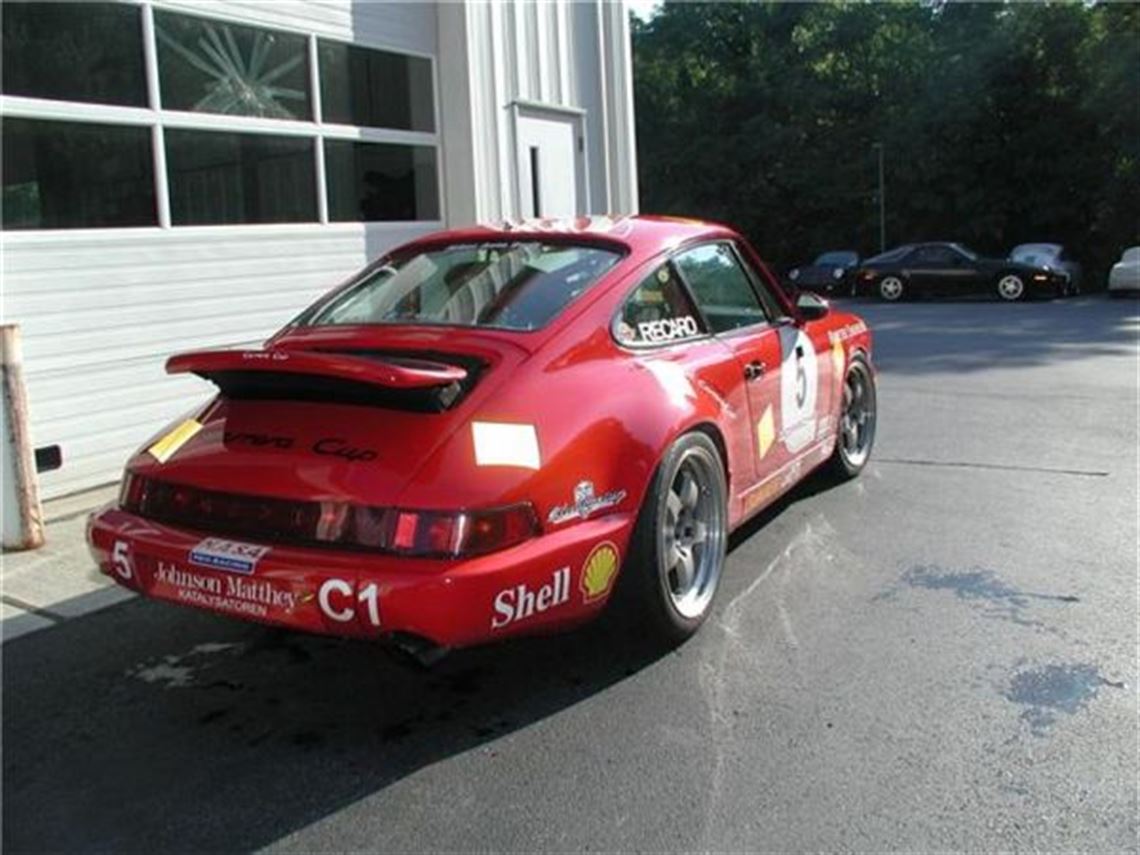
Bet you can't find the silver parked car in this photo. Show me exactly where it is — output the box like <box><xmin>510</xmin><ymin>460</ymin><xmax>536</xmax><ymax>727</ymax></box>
<box><xmin>1009</xmin><ymin>244</ymin><xmax>1082</xmax><ymax>296</ymax></box>
<box><xmin>1108</xmin><ymin>247</ymin><xmax>1140</xmax><ymax>296</ymax></box>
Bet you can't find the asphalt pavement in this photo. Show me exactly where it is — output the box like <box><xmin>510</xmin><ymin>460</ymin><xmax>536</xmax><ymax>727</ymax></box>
<box><xmin>3</xmin><ymin>296</ymin><xmax>1137</xmax><ymax>852</ymax></box>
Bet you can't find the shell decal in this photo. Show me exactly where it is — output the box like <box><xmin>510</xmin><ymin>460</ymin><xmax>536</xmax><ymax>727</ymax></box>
<box><xmin>580</xmin><ymin>541</ymin><xmax>620</xmax><ymax>603</ymax></box>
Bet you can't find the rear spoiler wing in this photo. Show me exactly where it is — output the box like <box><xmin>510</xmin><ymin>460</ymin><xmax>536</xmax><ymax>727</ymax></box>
<box><xmin>166</xmin><ymin>348</ymin><xmax>473</xmax><ymax>411</ymax></box>
<box><xmin>167</xmin><ymin>349</ymin><xmax>467</xmax><ymax>389</ymax></box>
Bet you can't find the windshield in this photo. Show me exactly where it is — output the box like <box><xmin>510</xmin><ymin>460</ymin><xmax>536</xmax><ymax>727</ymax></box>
<box><xmin>814</xmin><ymin>250</ymin><xmax>858</xmax><ymax>267</ymax></box>
<box><xmin>949</xmin><ymin>243</ymin><xmax>979</xmax><ymax>260</ymax></box>
<box><xmin>301</xmin><ymin>242</ymin><xmax>623</xmax><ymax>332</ymax></box>
<box><xmin>1010</xmin><ymin>244</ymin><xmax>1060</xmax><ymax>264</ymax></box>
<box><xmin>865</xmin><ymin>245</ymin><xmax>913</xmax><ymax>264</ymax></box>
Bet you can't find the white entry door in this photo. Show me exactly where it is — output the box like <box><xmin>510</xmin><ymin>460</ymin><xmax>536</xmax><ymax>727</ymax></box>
<box><xmin>516</xmin><ymin>109</ymin><xmax>581</xmax><ymax>218</ymax></box>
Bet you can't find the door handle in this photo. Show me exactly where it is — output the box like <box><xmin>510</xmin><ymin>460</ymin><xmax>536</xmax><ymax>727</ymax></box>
<box><xmin>744</xmin><ymin>360</ymin><xmax>766</xmax><ymax>381</ymax></box>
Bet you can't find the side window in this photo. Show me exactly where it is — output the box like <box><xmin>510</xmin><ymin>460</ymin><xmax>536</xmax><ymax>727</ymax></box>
<box><xmin>615</xmin><ymin>263</ymin><xmax>706</xmax><ymax>346</ymax></box>
<box><xmin>674</xmin><ymin>243</ymin><xmax>768</xmax><ymax>334</ymax></box>
<box><xmin>913</xmin><ymin>246</ymin><xmax>953</xmax><ymax>265</ymax></box>
<box><xmin>734</xmin><ymin>242</ymin><xmax>789</xmax><ymax>321</ymax></box>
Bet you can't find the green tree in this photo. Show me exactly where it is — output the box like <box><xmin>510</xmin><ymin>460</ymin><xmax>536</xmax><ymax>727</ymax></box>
<box><xmin>633</xmin><ymin>1</ymin><xmax>1140</xmax><ymax>285</ymax></box>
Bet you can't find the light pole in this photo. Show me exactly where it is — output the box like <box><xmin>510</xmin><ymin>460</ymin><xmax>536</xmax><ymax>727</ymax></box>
<box><xmin>872</xmin><ymin>142</ymin><xmax>885</xmax><ymax>253</ymax></box>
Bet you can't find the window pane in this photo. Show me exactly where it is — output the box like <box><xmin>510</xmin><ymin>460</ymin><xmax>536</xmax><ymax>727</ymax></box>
<box><xmin>325</xmin><ymin>141</ymin><xmax>439</xmax><ymax>222</ymax></box>
<box><xmin>166</xmin><ymin>130</ymin><xmax>316</xmax><ymax>225</ymax></box>
<box><xmin>1</xmin><ymin>2</ymin><xmax>146</xmax><ymax>106</ymax></box>
<box><xmin>319</xmin><ymin>41</ymin><xmax>434</xmax><ymax>131</ymax></box>
<box><xmin>616</xmin><ymin>264</ymin><xmax>705</xmax><ymax>346</ymax></box>
<box><xmin>675</xmin><ymin>244</ymin><xmax>769</xmax><ymax>334</ymax></box>
<box><xmin>302</xmin><ymin>242</ymin><xmax>621</xmax><ymax>332</ymax></box>
<box><xmin>155</xmin><ymin>11</ymin><xmax>310</xmax><ymax>119</ymax></box>
<box><xmin>1</xmin><ymin>118</ymin><xmax>155</xmax><ymax>230</ymax></box>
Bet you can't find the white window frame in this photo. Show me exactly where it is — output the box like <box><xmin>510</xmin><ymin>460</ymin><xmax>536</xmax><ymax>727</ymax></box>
<box><xmin>0</xmin><ymin>0</ymin><xmax>443</xmax><ymax>232</ymax></box>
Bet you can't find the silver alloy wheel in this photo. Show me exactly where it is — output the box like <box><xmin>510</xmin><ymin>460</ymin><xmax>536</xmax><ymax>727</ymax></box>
<box><xmin>839</xmin><ymin>360</ymin><xmax>876</xmax><ymax>468</ymax></box>
<box><xmin>657</xmin><ymin>447</ymin><xmax>726</xmax><ymax>620</ymax></box>
<box><xmin>998</xmin><ymin>274</ymin><xmax>1025</xmax><ymax>301</ymax></box>
<box><xmin>879</xmin><ymin>276</ymin><xmax>904</xmax><ymax>301</ymax></box>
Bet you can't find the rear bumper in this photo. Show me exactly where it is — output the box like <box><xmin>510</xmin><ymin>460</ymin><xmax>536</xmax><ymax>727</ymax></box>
<box><xmin>87</xmin><ymin>504</ymin><xmax>634</xmax><ymax>649</ymax></box>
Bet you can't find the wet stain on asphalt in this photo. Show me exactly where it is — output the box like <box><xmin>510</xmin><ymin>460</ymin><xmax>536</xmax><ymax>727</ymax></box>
<box><xmin>875</xmin><ymin>564</ymin><xmax>1078</xmax><ymax>629</ymax></box>
<box><xmin>1005</xmin><ymin>663</ymin><xmax>1125</xmax><ymax>736</ymax></box>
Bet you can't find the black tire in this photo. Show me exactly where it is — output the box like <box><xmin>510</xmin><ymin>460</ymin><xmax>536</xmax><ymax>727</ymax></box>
<box><xmin>621</xmin><ymin>432</ymin><xmax>728</xmax><ymax>644</ymax></box>
<box><xmin>877</xmin><ymin>275</ymin><xmax>905</xmax><ymax>302</ymax></box>
<box><xmin>827</xmin><ymin>354</ymin><xmax>877</xmax><ymax>480</ymax></box>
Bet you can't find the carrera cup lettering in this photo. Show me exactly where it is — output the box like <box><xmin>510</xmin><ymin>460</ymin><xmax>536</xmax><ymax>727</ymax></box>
<box><xmin>312</xmin><ymin>438</ymin><xmax>378</xmax><ymax>463</ymax></box>
<box><xmin>224</xmin><ymin>432</ymin><xmax>294</xmax><ymax>450</ymax></box>
<box><xmin>637</xmin><ymin>316</ymin><xmax>700</xmax><ymax>343</ymax></box>
<box><xmin>492</xmin><ymin>567</ymin><xmax>570</xmax><ymax>630</ymax></box>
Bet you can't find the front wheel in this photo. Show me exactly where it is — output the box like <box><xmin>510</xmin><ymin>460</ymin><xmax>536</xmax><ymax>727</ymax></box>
<box><xmin>623</xmin><ymin>432</ymin><xmax>728</xmax><ymax>644</ymax></box>
<box><xmin>828</xmin><ymin>355</ymin><xmax>877</xmax><ymax>480</ymax></box>
<box><xmin>878</xmin><ymin>276</ymin><xmax>905</xmax><ymax>301</ymax></box>
<box><xmin>996</xmin><ymin>273</ymin><xmax>1026</xmax><ymax>301</ymax></box>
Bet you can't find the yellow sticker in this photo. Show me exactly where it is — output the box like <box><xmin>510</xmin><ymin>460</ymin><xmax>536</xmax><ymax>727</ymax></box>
<box><xmin>831</xmin><ymin>338</ymin><xmax>846</xmax><ymax>380</ymax></box>
<box><xmin>581</xmin><ymin>541</ymin><xmax>620</xmax><ymax>603</ymax></box>
<box><xmin>757</xmin><ymin>405</ymin><xmax>775</xmax><ymax>460</ymax></box>
<box><xmin>147</xmin><ymin>419</ymin><xmax>203</xmax><ymax>463</ymax></box>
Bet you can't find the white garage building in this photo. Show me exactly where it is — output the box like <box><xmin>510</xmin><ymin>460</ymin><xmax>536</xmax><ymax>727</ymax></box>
<box><xmin>1</xmin><ymin>0</ymin><xmax>638</xmax><ymax>500</ymax></box>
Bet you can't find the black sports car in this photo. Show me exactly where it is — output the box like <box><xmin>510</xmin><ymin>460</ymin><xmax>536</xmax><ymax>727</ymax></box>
<box><xmin>854</xmin><ymin>242</ymin><xmax>1067</xmax><ymax>302</ymax></box>
<box><xmin>786</xmin><ymin>250</ymin><xmax>859</xmax><ymax>296</ymax></box>
<box><xmin>1009</xmin><ymin>243</ymin><xmax>1082</xmax><ymax>296</ymax></box>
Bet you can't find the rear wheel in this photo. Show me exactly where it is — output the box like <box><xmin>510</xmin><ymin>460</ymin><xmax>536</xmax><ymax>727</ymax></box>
<box><xmin>997</xmin><ymin>273</ymin><xmax>1026</xmax><ymax>301</ymax></box>
<box><xmin>828</xmin><ymin>355</ymin><xmax>877</xmax><ymax>480</ymax></box>
<box><xmin>878</xmin><ymin>276</ymin><xmax>905</xmax><ymax>301</ymax></box>
<box><xmin>623</xmin><ymin>432</ymin><xmax>728</xmax><ymax>644</ymax></box>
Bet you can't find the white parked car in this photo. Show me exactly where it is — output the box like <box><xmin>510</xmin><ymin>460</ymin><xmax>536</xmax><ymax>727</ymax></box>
<box><xmin>1108</xmin><ymin>247</ymin><xmax>1140</xmax><ymax>296</ymax></box>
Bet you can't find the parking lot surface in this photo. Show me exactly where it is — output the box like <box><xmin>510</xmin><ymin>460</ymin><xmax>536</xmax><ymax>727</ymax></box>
<box><xmin>3</xmin><ymin>297</ymin><xmax>1137</xmax><ymax>852</ymax></box>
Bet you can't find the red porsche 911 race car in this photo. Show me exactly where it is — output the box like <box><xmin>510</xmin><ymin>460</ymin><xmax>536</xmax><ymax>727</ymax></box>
<box><xmin>87</xmin><ymin>216</ymin><xmax>875</xmax><ymax>660</ymax></box>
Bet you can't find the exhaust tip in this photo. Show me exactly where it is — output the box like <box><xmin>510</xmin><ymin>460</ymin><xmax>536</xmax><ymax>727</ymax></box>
<box><xmin>388</xmin><ymin>632</ymin><xmax>450</xmax><ymax>669</ymax></box>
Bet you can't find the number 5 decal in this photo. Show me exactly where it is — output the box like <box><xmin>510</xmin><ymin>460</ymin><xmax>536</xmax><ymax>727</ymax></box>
<box><xmin>778</xmin><ymin>327</ymin><xmax>819</xmax><ymax>453</ymax></box>
<box><xmin>112</xmin><ymin>540</ymin><xmax>134</xmax><ymax>580</ymax></box>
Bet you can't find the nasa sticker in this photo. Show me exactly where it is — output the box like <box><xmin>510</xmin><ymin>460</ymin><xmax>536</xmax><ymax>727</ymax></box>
<box><xmin>779</xmin><ymin>327</ymin><xmax>819</xmax><ymax>453</ymax></box>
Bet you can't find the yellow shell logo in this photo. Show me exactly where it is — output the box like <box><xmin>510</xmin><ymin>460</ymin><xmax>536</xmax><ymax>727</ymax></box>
<box><xmin>580</xmin><ymin>542</ymin><xmax>620</xmax><ymax>603</ymax></box>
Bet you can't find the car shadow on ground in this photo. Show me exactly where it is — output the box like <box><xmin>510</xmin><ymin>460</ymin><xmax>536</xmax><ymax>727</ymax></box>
<box><xmin>1</xmin><ymin>466</ymin><xmax>838</xmax><ymax>853</ymax></box>
<box><xmin>0</xmin><ymin>590</ymin><xmax>678</xmax><ymax>851</ymax></box>
<box><xmin>831</xmin><ymin>296</ymin><xmax>1139</xmax><ymax>375</ymax></box>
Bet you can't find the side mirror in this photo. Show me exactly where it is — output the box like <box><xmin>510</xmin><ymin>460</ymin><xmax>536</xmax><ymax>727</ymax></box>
<box><xmin>795</xmin><ymin>291</ymin><xmax>830</xmax><ymax>321</ymax></box>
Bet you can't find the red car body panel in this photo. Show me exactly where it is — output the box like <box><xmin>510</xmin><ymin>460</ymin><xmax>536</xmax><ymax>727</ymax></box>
<box><xmin>87</xmin><ymin>215</ymin><xmax>873</xmax><ymax>650</ymax></box>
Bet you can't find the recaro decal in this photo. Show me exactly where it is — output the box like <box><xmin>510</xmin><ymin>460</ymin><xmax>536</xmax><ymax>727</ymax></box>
<box><xmin>637</xmin><ymin>315</ymin><xmax>700</xmax><ymax>343</ymax></box>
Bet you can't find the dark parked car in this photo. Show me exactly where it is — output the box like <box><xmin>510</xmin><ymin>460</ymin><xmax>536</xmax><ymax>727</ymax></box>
<box><xmin>1009</xmin><ymin>243</ymin><xmax>1082</xmax><ymax>295</ymax></box>
<box><xmin>786</xmin><ymin>250</ymin><xmax>859</xmax><ymax>296</ymax></box>
<box><xmin>854</xmin><ymin>242</ymin><xmax>1067</xmax><ymax>302</ymax></box>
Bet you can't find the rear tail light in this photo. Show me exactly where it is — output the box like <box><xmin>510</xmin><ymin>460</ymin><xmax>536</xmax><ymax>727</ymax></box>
<box><xmin>120</xmin><ymin>473</ymin><xmax>539</xmax><ymax>558</ymax></box>
<box><xmin>386</xmin><ymin>505</ymin><xmax>539</xmax><ymax>557</ymax></box>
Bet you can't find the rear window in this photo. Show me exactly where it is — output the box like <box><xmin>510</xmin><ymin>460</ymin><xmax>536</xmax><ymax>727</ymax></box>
<box><xmin>301</xmin><ymin>242</ymin><xmax>623</xmax><ymax>331</ymax></box>
<box><xmin>865</xmin><ymin>245</ymin><xmax>913</xmax><ymax>264</ymax></box>
<box><xmin>814</xmin><ymin>250</ymin><xmax>858</xmax><ymax>266</ymax></box>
